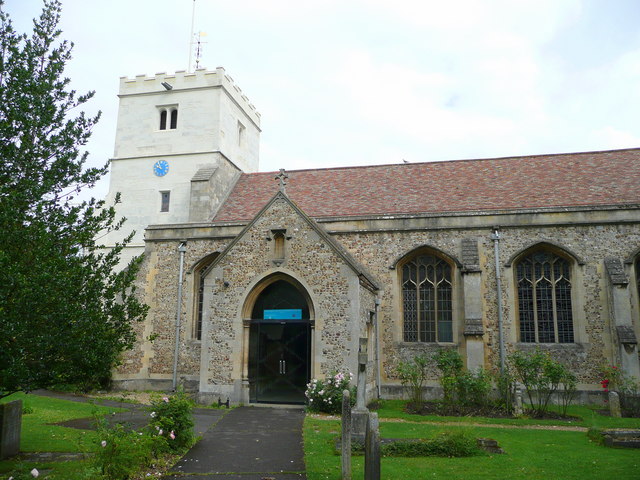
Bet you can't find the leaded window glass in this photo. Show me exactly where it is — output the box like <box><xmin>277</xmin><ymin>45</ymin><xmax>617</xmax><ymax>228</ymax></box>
<box><xmin>195</xmin><ymin>263</ymin><xmax>207</xmax><ymax>340</ymax></box>
<box><xmin>402</xmin><ymin>254</ymin><xmax>453</xmax><ymax>342</ymax></box>
<box><xmin>516</xmin><ymin>250</ymin><xmax>574</xmax><ymax>343</ymax></box>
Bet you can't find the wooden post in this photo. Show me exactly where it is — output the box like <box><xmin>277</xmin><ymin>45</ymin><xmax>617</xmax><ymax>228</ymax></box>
<box><xmin>364</xmin><ymin>412</ymin><xmax>380</xmax><ymax>480</ymax></box>
<box><xmin>341</xmin><ymin>389</ymin><xmax>351</xmax><ymax>480</ymax></box>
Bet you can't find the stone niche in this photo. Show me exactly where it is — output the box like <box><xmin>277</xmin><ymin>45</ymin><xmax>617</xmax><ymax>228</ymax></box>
<box><xmin>0</xmin><ymin>400</ymin><xmax>22</xmax><ymax>459</ymax></box>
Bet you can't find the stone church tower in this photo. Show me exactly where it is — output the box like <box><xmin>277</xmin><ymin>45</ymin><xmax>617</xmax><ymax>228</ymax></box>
<box><xmin>102</xmin><ymin>67</ymin><xmax>261</xmax><ymax>266</ymax></box>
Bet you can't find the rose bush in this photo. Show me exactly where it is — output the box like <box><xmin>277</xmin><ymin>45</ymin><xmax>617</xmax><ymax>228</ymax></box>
<box><xmin>305</xmin><ymin>371</ymin><xmax>355</xmax><ymax>414</ymax></box>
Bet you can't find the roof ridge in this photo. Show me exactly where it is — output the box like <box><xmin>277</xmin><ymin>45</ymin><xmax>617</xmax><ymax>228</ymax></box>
<box><xmin>244</xmin><ymin>147</ymin><xmax>640</xmax><ymax>176</ymax></box>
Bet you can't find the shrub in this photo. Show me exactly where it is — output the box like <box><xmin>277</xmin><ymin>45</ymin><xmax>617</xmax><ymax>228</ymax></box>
<box><xmin>433</xmin><ymin>350</ymin><xmax>490</xmax><ymax>408</ymax></box>
<box><xmin>147</xmin><ymin>390</ymin><xmax>195</xmax><ymax>452</ymax></box>
<box><xmin>94</xmin><ymin>420</ymin><xmax>157</xmax><ymax>480</ymax></box>
<box><xmin>305</xmin><ymin>371</ymin><xmax>355</xmax><ymax>414</ymax></box>
<box><xmin>587</xmin><ymin>427</ymin><xmax>604</xmax><ymax>445</ymax></box>
<box><xmin>433</xmin><ymin>349</ymin><xmax>463</xmax><ymax>406</ymax></box>
<box><xmin>495</xmin><ymin>368</ymin><xmax>516</xmax><ymax>414</ymax></box>
<box><xmin>558</xmin><ymin>369</ymin><xmax>577</xmax><ymax>416</ymax></box>
<box><xmin>601</xmin><ymin>365</ymin><xmax>640</xmax><ymax>416</ymax></box>
<box><xmin>509</xmin><ymin>349</ymin><xmax>575</xmax><ymax>417</ymax></box>
<box><xmin>381</xmin><ymin>431</ymin><xmax>481</xmax><ymax>458</ymax></box>
<box><xmin>455</xmin><ymin>369</ymin><xmax>492</xmax><ymax>408</ymax></box>
<box><xmin>396</xmin><ymin>355</ymin><xmax>429</xmax><ymax>407</ymax></box>
<box><xmin>22</xmin><ymin>401</ymin><xmax>34</xmax><ymax>415</ymax></box>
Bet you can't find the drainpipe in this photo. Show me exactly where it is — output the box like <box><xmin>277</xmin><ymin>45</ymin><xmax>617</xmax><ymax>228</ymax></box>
<box><xmin>374</xmin><ymin>297</ymin><xmax>382</xmax><ymax>399</ymax></box>
<box><xmin>172</xmin><ymin>242</ymin><xmax>187</xmax><ymax>391</ymax></box>
<box><xmin>491</xmin><ymin>229</ymin><xmax>506</xmax><ymax>374</ymax></box>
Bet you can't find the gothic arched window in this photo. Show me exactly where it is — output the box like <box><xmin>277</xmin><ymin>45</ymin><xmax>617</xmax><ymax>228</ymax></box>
<box><xmin>402</xmin><ymin>253</ymin><xmax>453</xmax><ymax>342</ymax></box>
<box><xmin>516</xmin><ymin>249</ymin><xmax>574</xmax><ymax>343</ymax></box>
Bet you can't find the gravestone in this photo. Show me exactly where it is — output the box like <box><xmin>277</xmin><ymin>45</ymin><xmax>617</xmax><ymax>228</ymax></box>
<box><xmin>609</xmin><ymin>391</ymin><xmax>622</xmax><ymax>418</ymax></box>
<box><xmin>0</xmin><ymin>400</ymin><xmax>22</xmax><ymax>460</ymax></box>
<box><xmin>341</xmin><ymin>389</ymin><xmax>351</xmax><ymax>480</ymax></box>
<box><xmin>514</xmin><ymin>385</ymin><xmax>523</xmax><ymax>416</ymax></box>
<box><xmin>364</xmin><ymin>412</ymin><xmax>380</xmax><ymax>480</ymax></box>
<box><xmin>351</xmin><ymin>337</ymin><xmax>369</xmax><ymax>442</ymax></box>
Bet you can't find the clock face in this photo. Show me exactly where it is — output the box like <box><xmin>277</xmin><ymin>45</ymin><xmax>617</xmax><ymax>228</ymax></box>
<box><xmin>153</xmin><ymin>160</ymin><xmax>169</xmax><ymax>177</ymax></box>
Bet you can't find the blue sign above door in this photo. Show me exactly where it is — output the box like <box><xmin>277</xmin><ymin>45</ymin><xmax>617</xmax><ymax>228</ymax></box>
<box><xmin>263</xmin><ymin>309</ymin><xmax>303</xmax><ymax>320</ymax></box>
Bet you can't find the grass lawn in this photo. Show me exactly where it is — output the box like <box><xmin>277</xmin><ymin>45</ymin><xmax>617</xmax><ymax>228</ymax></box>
<box><xmin>375</xmin><ymin>400</ymin><xmax>640</xmax><ymax>429</ymax></box>
<box><xmin>304</xmin><ymin>401</ymin><xmax>640</xmax><ymax>480</ymax></box>
<box><xmin>0</xmin><ymin>392</ymin><xmax>125</xmax><ymax>479</ymax></box>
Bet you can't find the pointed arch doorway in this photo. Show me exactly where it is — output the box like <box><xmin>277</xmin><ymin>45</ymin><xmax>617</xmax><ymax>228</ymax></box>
<box><xmin>246</xmin><ymin>275</ymin><xmax>312</xmax><ymax>404</ymax></box>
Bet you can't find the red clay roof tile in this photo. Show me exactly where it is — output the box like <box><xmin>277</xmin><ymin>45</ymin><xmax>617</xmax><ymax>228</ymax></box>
<box><xmin>213</xmin><ymin>148</ymin><xmax>640</xmax><ymax>222</ymax></box>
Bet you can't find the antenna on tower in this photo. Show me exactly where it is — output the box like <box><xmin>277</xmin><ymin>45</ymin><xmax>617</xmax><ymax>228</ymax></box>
<box><xmin>187</xmin><ymin>0</ymin><xmax>196</xmax><ymax>72</ymax></box>
<box><xmin>194</xmin><ymin>32</ymin><xmax>208</xmax><ymax>69</ymax></box>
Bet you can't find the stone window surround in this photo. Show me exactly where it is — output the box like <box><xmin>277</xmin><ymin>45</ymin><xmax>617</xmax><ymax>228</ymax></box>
<box><xmin>266</xmin><ymin>228</ymin><xmax>292</xmax><ymax>266</ymax></box>
<box><xmin>157</xmin><ymin>104</ymin><xmax>179</xmax><ymax>131</ymax></box>
<box><xmin>160</xmin><ymin>191</ymin><xmax>170</xmax><ymax>212</ymax></box>
<box><xmin>393</xmin><ymin>245</ymin><xmax>462</xmax><ymax>346</ymax></box>
<box><xmin>188</xmin><ymin>252</ymin><xmax>220</xmax><ymax>341</ymax></box>
<box><xmin>624</xmin><ymin>250</ymin><xmax>640</xmax><ymax>324</ymax></box>
<box><xmin>507</xmin><ymin>242</ymin><xmax>584</xmax><ymax>345</ymax></box>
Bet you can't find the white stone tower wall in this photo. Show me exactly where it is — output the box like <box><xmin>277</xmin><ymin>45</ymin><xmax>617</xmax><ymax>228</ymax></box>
<box><xmin>101</xmin><ymin>68</ymin><xmax>261</xmax><ymax>264</ymax></box>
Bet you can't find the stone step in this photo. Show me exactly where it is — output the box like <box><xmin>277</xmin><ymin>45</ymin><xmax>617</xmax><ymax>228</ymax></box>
<box><xmin>601</xmin><ymin>429</ymin><xmax>640</xmax><ymax>438</ymax></box>
<box><xmin>601</xmin><ymin>429</ymin><xmax>640</xmax><ymax>448</ymax></box>
<box><xmin>604</xmin><ymin>438</ymin><xmax>640</xmax><ymax>448</ymax></box>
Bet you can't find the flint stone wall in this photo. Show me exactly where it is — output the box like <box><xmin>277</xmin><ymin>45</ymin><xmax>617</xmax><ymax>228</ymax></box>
<box><xmin>117</xmin><ymin>204</ymin><xmax>640</xmax><ymax>397</ymax></box>
<box><xmin>199</xmin><ymin>197</ymin><xmax>371</xmax><ymax>398</ymax></box>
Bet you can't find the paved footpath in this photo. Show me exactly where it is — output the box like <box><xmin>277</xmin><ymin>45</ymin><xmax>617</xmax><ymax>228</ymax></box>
<box><xmin>33</xmin><ymin>391</ymin><xmax>307</xmax><ymax>479</ymax></box>
<box><xmin>163</xmin><ymin>406</ymin><xmax>306</xmax><ymax>480</ymax></box>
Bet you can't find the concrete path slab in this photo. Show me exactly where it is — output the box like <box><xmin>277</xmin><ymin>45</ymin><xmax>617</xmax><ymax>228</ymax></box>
<box><xmin>163</xmin><ymin>407</ymin><xmax>306</xmax><ymax>480</ymax></box>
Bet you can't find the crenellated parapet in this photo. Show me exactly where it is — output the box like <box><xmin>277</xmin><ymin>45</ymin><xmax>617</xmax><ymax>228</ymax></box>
<box><xmin>119</xmin><ymin>67</ymin><xmax>261</xmax><ymax>127</ymax></box>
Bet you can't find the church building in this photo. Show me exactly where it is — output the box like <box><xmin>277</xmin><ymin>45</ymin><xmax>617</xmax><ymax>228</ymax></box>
<box><xmin>103</xmin><ymin>68</ymin><xmax>640</xmax><ymax>405</ymax></box>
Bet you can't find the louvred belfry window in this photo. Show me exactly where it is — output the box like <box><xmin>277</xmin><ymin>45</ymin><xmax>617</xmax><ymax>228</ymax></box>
<box><xmin>402</xmin><ymin>254</ymin><xmax>453</xmax><ymax>342</ymax></box>
<box><xmin>516</xmin><ymin>250</ymin><xmax>574</xmax><ymax>343</ymax></box>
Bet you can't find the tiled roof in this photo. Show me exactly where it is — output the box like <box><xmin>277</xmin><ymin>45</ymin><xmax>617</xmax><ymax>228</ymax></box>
<box><xmin>213</xmin><ymin>148</ymin><xmax>640</xmax><ymax>222</ymax></box>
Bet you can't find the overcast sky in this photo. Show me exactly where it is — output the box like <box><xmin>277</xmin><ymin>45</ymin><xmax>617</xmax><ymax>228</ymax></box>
<box><xmin>8</xmin><ymin>0</ymin><xmax>640</xmax><ymax>199</ymax></box>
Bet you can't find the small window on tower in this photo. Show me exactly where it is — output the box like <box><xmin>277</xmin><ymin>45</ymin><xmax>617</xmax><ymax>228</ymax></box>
<box><xmin>237</xmin><ymin>121</ymin><xmax>245</xmax><ymax>146</ymax></box>
<box><xmin>159</xmin><ymin>109</ymin><xmax>167</xmax><ymax>130</ymax></box>
<box><xmin>170</xmin><ymin>108</ymin><xmax>178</xmax><ymax>129</ymax></box>
<box><xmin>158</xmin><ymin>105</ymin><xmax>178</xmax><ymax>131</ymax></box>
<box><xmin>160</xmin><ymin>191</ymin><xmax>170</xmax><ymax>212</ymax></box>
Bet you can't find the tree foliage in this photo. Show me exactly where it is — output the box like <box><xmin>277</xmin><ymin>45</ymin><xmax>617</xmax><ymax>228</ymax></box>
<box><xmin>0</xmin><ymin>0</ymin><xmax>148</xmax><ymax>397</ymax></box>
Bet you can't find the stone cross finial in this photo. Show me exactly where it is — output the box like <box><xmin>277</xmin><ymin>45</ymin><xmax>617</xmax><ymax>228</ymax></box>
<box><xmin>275</xmin><ymin>168</ymin><xmax>289</xmax><ymax>193</ymax></box>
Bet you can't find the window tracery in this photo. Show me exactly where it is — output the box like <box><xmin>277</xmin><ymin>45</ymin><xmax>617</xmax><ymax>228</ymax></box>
<box><xmin>402</xmin><ymin>254</ymin><xmax>453</xmax><ymax>342</ymax></box>
<box><xmin>516</xmin><ymin>250</ymin><xmax>574</xmax><ymax>343</ymax></box>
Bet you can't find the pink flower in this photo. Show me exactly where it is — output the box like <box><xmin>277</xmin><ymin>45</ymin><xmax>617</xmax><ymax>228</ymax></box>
<box><xmin>31</xmin><ymin>469</ymin><xmax>39</xmax><ymax>478</ymax></box>
<box><xmin>162</xmin><ymin>396</ymin><xmax>169</xmax><ymax>403</ymax></box>
<box><xmin>158</xmin><ymin>429</ymin><xmax>163</xmax><ymax>435</ymax></box>
<box><xmin>101</xmin><ymin>440</ymin><xmax>107</xmax><ymax>447</ymax></box>
<box><xmin>169</xmin><ymin>431</ymin><xmax>175</xmax><ymax>440</ymax></box>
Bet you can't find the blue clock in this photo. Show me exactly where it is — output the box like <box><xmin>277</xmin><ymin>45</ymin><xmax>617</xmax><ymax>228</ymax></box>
<box><xmin>153</xmin><ymin>160</ymin><xmax>169</xmax><ymax>177</ymax></box>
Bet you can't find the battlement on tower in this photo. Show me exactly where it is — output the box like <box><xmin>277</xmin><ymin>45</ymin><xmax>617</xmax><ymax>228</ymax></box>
<box><xmin>119</xmin><ymin>67</ymin><xmax>261</xmax><ymax>127</ymax></box>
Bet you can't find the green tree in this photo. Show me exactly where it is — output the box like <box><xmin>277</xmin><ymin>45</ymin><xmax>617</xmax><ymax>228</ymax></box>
<box><xmin>0</xmin><ymin>0</ymin><xmax>148</xmax><ymax>398</ymax></box>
